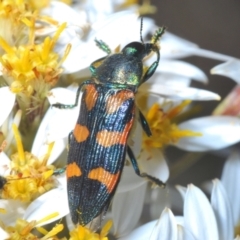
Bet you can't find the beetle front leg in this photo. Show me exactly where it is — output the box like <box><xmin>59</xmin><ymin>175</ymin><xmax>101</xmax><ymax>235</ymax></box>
<box><xmin>53</xmin><ymin>166</ymin><xmax>66</xmax><ymax>176</ymax></box>
<box><xmin>52</xmin><ymin>81</ymin><xmax>90</xmax><ymax>109</ymax></box>
<box><xmin>138</xmin><ymin>110</ymin><xmax>152</xmax><ymax>137</ymax></box>
<box><xmin>142</xmin><ymin>49</ymin><xmax>160</xmax><ymax>83</ymax></box>
<box><xmin>95</xmin><ymin>39</ymin><xmax>111</xmax><ymax>55</ymax></box>
<box><xmin>127</xmin><ymin>146</ymin><xmax>165</xmax><ymax>188</ymax></box>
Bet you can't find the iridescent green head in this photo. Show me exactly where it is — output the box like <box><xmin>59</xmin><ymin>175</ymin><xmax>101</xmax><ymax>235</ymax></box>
<box><xmin>90</xmin><ymin>22</ymin><xmax>166</xmax><ymax>88</ymax></box>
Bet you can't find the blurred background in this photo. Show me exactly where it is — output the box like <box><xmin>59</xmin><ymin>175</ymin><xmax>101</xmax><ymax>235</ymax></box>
<box><xmin>148</xmin><ymin>1</ymin><xmax>240</xmax><ymax>186</ymax></box>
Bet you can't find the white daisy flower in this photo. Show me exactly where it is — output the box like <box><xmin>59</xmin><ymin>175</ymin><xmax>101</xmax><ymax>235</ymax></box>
<box><xmin>221</xmin><ymin>151</ymin><xmax>240</xmax><ymax>235</ymax></box>
<box><xmin>120</xmin><ymin>180</ymin><xmax>234</xmax><ymax>240</ymax></box>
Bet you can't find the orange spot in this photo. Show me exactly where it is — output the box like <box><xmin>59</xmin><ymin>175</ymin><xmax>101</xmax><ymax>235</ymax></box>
<box><xmin>85</xmin><ymin>85</ymin><xmax>98</xmax><ymax>111</ymax></box>
<box><xmin>88</xmin><ymin>167</ymin><xmax>120</xmax><ymax>193</ymax></box>
<box><xmin>67</xmin><ymin>162</ymin><xmax>82</xmax><ymax>178</ymax></box>
<box><xmin>96</xmin><ymin>116</ymin><xmax>134</xmax><ymax>147</ymax></box>
<box><xmin>96</xmin><ymin>131</ymin><xmax>122</xmax><ymax>147</ymax></box>
<box><xmin>73</xmin><ymin>124</ymin><xmax>89</xmax><ymax>142</ymax></box>
<box><xmin>106</xmin><ymin>90</ymin><xmax>134</xmax><ymax>114</ymax></box>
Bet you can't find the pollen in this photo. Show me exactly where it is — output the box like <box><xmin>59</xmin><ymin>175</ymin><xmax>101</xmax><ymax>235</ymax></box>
<box><xmin>69</xmin><ymin>220</ymin><xmax>112</xmax><ymax>240</ymax></box>
<box><xmin>3</xmin><ymin>217</ymin><xmax>63</xmax><ymax>240</ymax></box>
<box><xmin>0</xmin><ymin>0</ymin><xmax>52</xmax><ymax>56</ymax></box>
<box><xmin>143</xmin><ymin>101</ymin><xmax>202</xmax><ymax>151</ymax></box>
<box><xmin>0</xmin><ymin>22</ymin><xmax>70</xmax><ymax>99</ymax></box>
<box><xmin>0</xmin><ymin>124</ymin><xmax>59</xmax><ymax>202</ymax></box>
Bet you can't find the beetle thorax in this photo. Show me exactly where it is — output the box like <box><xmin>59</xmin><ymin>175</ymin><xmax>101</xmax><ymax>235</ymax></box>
<box><xmin>94</xmin><ymin>53</ymin><xmax>143</xmax><ymax>86</ymax></box>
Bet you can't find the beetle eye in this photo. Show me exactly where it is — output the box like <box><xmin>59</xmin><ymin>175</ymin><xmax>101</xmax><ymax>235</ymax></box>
<box><xmin>122</xmin><ymin>42</ymin><xmax>144</xmax><ymax>57</ymax></box>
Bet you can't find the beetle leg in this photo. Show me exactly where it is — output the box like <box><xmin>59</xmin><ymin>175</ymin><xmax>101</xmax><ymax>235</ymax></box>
<box><xmin>127</xmin><ymin>146</ymin><xmax>165</xmax><ymax>188</ymax></box>
<box><xmin>138</xmin><ymin>110</ymin><xmax>152</xmax><ymax>137</ymax></box>
<box><xmin>141</xmin><ymin>26</ymin><xmax>166</xmax><ymax>83</ymax></box>
<box><xmin>68</xmin><ymin>131</ymin><xmax>73</xmax><ymax>144</ymax></box>
<box><xmin>95</xmin><ymin>39</ymin><xmax>111</xmax><ymax>55</ymax></box>
<box><xmin>141</xmin><ymin>49</ymin><xmax>160</xmax><ymax>83</ymax></box>
<box><xmin>90</xmin><ymin>56</ymin><xmax>107</xmax><ymax>75</ymax></box>
<box><xmin>52</xmin><ymin>81</ymin><xmax>91</xmax><ymax>109</ymax></box>
<box><xmin>53</xmin><ymin>166</ymin><xmax>66</xmax><ymax>176</ymax></box>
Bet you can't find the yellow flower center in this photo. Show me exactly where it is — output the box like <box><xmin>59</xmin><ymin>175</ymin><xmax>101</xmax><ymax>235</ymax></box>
<box><xmin>4</xmin><ymin>215</ymin><xmax>63</xmax><ymax>240</ymax></box>
<box><xmin>1</xmin><ymin>124</ymin><xmax>58</xmax><ymax>202</ymax></box>
<box><xmin>143</xmin><ymin>101</ymin><xmax>202</xmax><ymax>151</ymax></box>
<box><xmin>0</xmin><ymin>22</ymin><xmax>70</xmax><ymax>97</ymax></box>
<box><xmin>69</xmin><ymin>220</ymin><xmax>112</xmax><ymax>240</ymax></box>
<box><xmin>0</xmin><ymin>0</ymin><xmax>52</xmax><ymax>56</ymax></box>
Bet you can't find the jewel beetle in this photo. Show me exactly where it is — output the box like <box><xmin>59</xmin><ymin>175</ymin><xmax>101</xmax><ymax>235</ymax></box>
<box><xmin>53</xmin><ymin>20</ymin><xmax>166</xmax><ymax>226</ymax></box>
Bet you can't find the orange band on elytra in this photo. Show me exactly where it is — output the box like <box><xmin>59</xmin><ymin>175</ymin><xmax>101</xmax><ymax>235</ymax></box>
<box><xmin>88</xmin><ymin>167</ymin><xmax>120</xmax><ymax>193</ymax></box>
<box><xmin>85</xmin><ymin>85</ymin><xmax>98</xmax><ymax>111</ymax></box>
<box><xmin>106</xmin><ymin>90</ymin><xmax>134</xmax><ymax>114</ymax></box>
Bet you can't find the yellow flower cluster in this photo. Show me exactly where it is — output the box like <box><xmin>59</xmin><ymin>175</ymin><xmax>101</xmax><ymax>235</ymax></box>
<box><xmin>3</xmin><ymin>217</ymin><xmax>64</xmax><ymax>240</ymax></box>
<box><xmin>0</xmin><ymin>22</ymin><xmax>70</xmax><ymax>97</ymax></box>
<box><xmin>1</xmin><ymin>124</ymin><xmax>58</xmax><ymax>202</ymax></box>
<box><xmin>0</xmin><ymin>0</ymin><xmax>70</xmax><ymax>117</ymax></box>
<box><xmin>143</xmin><ymin>100</ymin><xmax>202</xmax><ymax>151</ymax></box>
<box><xmin>69</xmin><ymin>220</ymin><xmax>112</xmax><ymax>240</ymax></box>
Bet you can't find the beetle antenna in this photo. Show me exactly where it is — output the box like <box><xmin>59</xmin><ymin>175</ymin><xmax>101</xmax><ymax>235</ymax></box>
<box><xmin>151</xmin><ymin>26</ymin><xmax>166</xmax><ymax>45</ymax></box>
<box><xmin>140</xmin><ymin>17</ymin><xmax>144</xmax><ymax>43</ymax></box>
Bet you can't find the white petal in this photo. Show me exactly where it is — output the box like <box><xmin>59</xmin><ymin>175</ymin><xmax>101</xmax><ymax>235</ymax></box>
<box><xmin>184</xmin><ymin>184</ymin><xmax>218</xmax><ymax>240</ymax></box>
<box><xmin>31</xmin><ymin>107</ymin><xmax>67</xmax><ymax>164</ymax></box>
<box><xmin>176</xmin><ymin>116</ymin><xmax>240</xmax><ymax>151</ymax></box>
<box><xmin>130</xmin><ymin>121</ymin><xmax>143</xmax><ymax>157</ymax></box>
<box><xmin>221</xmin><ymin>151</ymin><xmax>240</xmax><ymax>226</ymax></box>
<box><xmin>139</xmin><ymin>83</ymin><xmax>220</xmax><ymax>101</ymax></box>
<box><xmin>65</xmin><ymin>213</ymin><xmax>75</xmax><ymax>231</ymax></box>
<box><xmin>113</xmin><ymin>183</ymin><xmax>147</xmax><ymax>237</ymax></box>
<box><xmin>79</xmin><ymin>0</ymin><xmax>115</xmax><ymax>23</ymax></box>
<box><xmin>63</xmin><ymin>10</ymin><xmax>139</xmax><ymax>73</ymax></box>
<box><xmin>56</xmin><ymin>172</ymin><xmax>67</xmax><ymax>189</ymax></box>
<box><xmin>62</xmin><ymin>40</ymin><xmax>101</xmax><ymax>74</ymax></box>
<box><xmin>177</xmin><ymin>225</ymin><xmax>196</xmax><ymax>240</ymax></box>
<box><xmin>119</xmin><ymin>220</ymin><xmax>157</xmax><ymax>240</ymax></box>
<box><xmin>150</xmin><ymin>208</ymin><xmax>178</xmax><ymax>240</ymax></box>
<box><xmin>177</xmin><ymin>224</ymin><xmax>184</xmax><ymax>240</ymax></box>
<box><xmin>42</xmin><ymin>1</ymin><xmax>87</xmax><ymax>27</ymax></box>
<box><xmin>137</xmin><ymin>93</ymin><xmax>185</xmax><ymax>113</ymax></box>
<box><xmin>160</xmin><ymin>32</ymin><xmax>199</xmax><ymax>59</ymax></box>
<box><xmin>48</xmin><ymin>86</ymin><xmax>79</xmax><ymax>105</ymax></box>
<box><xmin>0</xmin><ymin>199</ymin><xmax>27</xmax><ymax>225</ymax></box>
<box><xmin>23</xmin><ymin>188</ymin><xmax>69</xmax><ymax>226</ymax></box>
<box><xmin>156</xmin><ymin>60</ymin><xmax>208</xmax><ymax>83</ymax></box>
<box><xmin>91</xmin><ymin>10</ymin><xmax>138</xmax><ymax>43</ymax></box>
<box><xmin>191</xmin><ymin>48</ymin><xmax>234</xmax><ymax>62</ymax></box>
<box><xmin>176</xmin><ymin>185</ymin><xmax>187</xmax><ymax>200</ymax></box>
<box><xmin>0</xmin><ymin>227</ymin><xmax>9</xmax><ymax>239</ymax></box>
<box><xmin>235</xmin><ymin>236</ymin><xmax>240</xmax><ymax>240</ymax></box>
<box><xmin>149</xmin><ymin>73</ymin><xmax>191</xmax><ymax>88</ymax></box>
<box><xmin>161</xmin><ymin>32</ymin><xmax>233</xmax><ymax>62</ymax></box>
<box><xmin>0</xmin><ymin>152</ymin><xmax>11</xmax><ymax>176</ymax></box>
<box><xmin>116</xmin><ymin>166</ymin><xmax>146</xmax><ymax>193</ymax></box>
<box><xmin>176</xmin><ymin>224</ymin><xmax>196</xmax><ymax>240</ymax></box>
<box><xmin>47</xmin><ymin>87</ymin><xmax>80</xmax><ymax>142</ymax></box>
<box><xmin>211</xmin><ymin>59</ymin><xmax>240</xmax><ymax>84</ymax></box>
<box><xmin>211</xmin><ymin>179</ymin><xmax>234</xmax><ymax>240</ymax></box>
<box><xmin>0</xmin><ymin>87</ymin><xmax>15</xmax><ymax>126</ymax></box>
<box><xmin>212</xmin><ymin>85</ymin><xmax>240</xmax><ymax>116</ymax></box>
<box><xmin>138</xmin><ymin>149</ymin><xmax>169</xmax><ymax>182</ymax></box>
